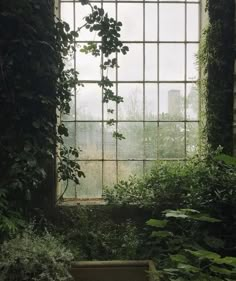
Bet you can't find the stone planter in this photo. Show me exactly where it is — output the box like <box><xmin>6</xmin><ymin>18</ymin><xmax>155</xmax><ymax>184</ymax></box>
<box><xmin>70</xmin><ymin>260</ymin><xmax>158</xmax><ymax>281</ymax></box>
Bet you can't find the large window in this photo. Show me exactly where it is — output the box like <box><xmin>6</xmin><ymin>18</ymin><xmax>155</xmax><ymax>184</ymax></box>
<box><xmin>59</xmin><ymin>0</ymin><xmax>200</xmax><ymax>201</ymax></box>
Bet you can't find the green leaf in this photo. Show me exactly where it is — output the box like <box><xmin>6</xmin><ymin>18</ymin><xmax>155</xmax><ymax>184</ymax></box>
<box><xmin>164</xmin><ymin>210</ymin><xmax>189</xmax><ymax>219</ymax></box>
<box><xmin>170</xmin><ymin>254</ymin><xmax>189</xmax><ymax>264</ymax></box>
<box><xmin>185</xmin><ymin>249</ymin><xmax>221</xmax><ymax>261</ymax></box>
<box><xmin>219</xmin><ymin>257</ymin><xmax>236</xmax><ymax>266</ymax></box>
<box><xmin>210</xmin><ymin>266</ymin><xmax>233</xmax><ymax>275</ymax></box>
<box><xmin>177</xmin><ymin>263</ymin><xmax>200</xmax><ymax>273</ymax></box>
<box><xmin>146</xmin><ymin>219</ymin><xmax>168</xmax><ymax>228</ymax></box>
<box><xmin>151</xmin><ymin>231</ymin><xmax>173</xmax><ymax>238</ymax></box>
<box><xmin>189</xmin><ymin>214</ymin><xmax>221</xmax><ymax>223</ymax></box>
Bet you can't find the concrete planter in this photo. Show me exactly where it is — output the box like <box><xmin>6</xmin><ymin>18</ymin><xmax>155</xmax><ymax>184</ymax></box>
<box><xmin>70</xmin><ymin>260</ymin><xmax>158</xmax><ymax>281</ymax></box>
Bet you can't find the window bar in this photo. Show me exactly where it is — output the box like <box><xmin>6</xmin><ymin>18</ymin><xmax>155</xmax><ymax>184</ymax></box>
<box><xmin>101</xmin><ymin>0</ymin><xmax>105</xmax><ymax>195</ymax></box>
<box><xmin>143</xmin><ymin>0</ymin><xmax>146</xmax><ymax>175</ymax></box>
<box><xmin>73</xmin><ymin>0</ymin><xmax>78</xmax><ymax>198</ymax></box>
<box><xmin>115</xmin><ymin>0</ymin><xmax>118</xmax><ymax>183</ymax></box>
<box><xmin>184</xmin><ymin>0</ymin><xmax>187</xmax><ymax>158</ymax></box>
<box><xmin>157</xmin><ymin>0</ymin><xmax>160</xmax><ymax>159</ymax></box>
<box><xmin>198</xmin><ymin>0</ymin><xmax>202</xmax><ymax>154</ymax></box>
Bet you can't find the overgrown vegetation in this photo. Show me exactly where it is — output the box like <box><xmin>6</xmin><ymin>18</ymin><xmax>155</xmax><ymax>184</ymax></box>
<box><xmin>0</xmin><ymin>0</ymin><xmax>235</xmax><ymax>280</ymax></box>
<box><xmin>199</xmin><ymin>0</ymin><xmax>235</xmax><ymax>154</ymax></box>
<box><xmin>43</xmin><ymin>206</ymin><xmax>144</xmax><ymax>261</ymax></box>
<box><xmin>0</xmin><ymin>225</ymin><xmax>73</xmax><ymax>281</ymax></box>
<box><xmin>103</xmin><ymin>151</ymin><xmax>236</xmax><ymax>279</ymax></box>
<box><xmin>147</xmin><ymin>210</ymin><xmax>236</xmax><ymax>281</ymax></box>
<box><xmin>0</xmin><ymin>0</ymin><xmax>127</xmax><ymax>237</ymax></box>
<box><xmin>105</xmin><ymin>150</ymin><xmax>236</xmax><ymax>223</ymax></box>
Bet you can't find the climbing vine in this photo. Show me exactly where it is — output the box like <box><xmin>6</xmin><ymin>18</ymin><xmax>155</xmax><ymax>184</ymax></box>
<box><xmin>199</xmin><ymin>0</ymin><xmax>235</xmax><ymax>155</ymax></box>
<box><xmin>0</xmin><ymin>0</ymin><xmax>128</xmax><ymax>235</ymax></box>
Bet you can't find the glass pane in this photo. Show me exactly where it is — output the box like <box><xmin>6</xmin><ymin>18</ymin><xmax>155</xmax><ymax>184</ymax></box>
<box><xmin>60</xmin><ymin>180</ymin><xmax>76</xmax><ymax>199</ymax></box>
<box><xmin>145</xmin><ymin>44</ymin><xmax>158</xmax><ymax>81</ymax></box>
<box><xmin>159</xmin><ymin>84</ymin><xmax>184</xmax><ymax>120</ymax></box>
<box><xmin>187</xmin><ymin>4</ymin><xmax>199</xmax><ymax>41</ymax></box>
<box><xmin>145</xmin><ymin>4</ymin><xmax>158</xmax><ymax>42</ymax></box>
<box><xmin>187</xmin><ymin>83</ymin><xmax>198</xmax><ymax>120</ymax></box>
<box><xmin>77</xmin><ymin>161</ymin><xmax>102</xmax><ymax>198</ymax></box>
<box><xmin>159</xmin><ymin>4</ymin><xmax>185</xmax><ymax>41</ymax></box>
<box><xmin>62</xmin><ymin>122</ymin><xmax>76</xmax><ymax>147</ymax></box>
<box><xmin>103</xmin><ymin>3</ymin><xmax>116</xmax><ymax>18</ymax></box>
<box><xmin>159</xmin><ymin>44</ymin><xmax>185</xmax><ymax>81</ymax></box>
<box><xmin>187</xmin><ymin>43</ymin><xmax>199</xmax><ymax>81</ymax></box>
<box><xmin>144</xmin><ymin>122</ymin><xmax>157</xmax><ymax>159</ymax></box>
<box><xmin>103</xmin><ymin>161</ymin><xmax>117</xmax><ymax>188</ymax></box>
<box><xmin>60</xmin><ymin>3</ymin><xmax>74</xmax><ymax>30</ymax></box>
<box><xmin>158</xmin><ymin>122</ymin><xmax>185</xmax><ymax>158</ymax></box>
<box><xmin>104</xmin><ymin>123</ymin><xmax>116</xmax><ymax>160</ymax></box>
<box><xmin>145</xmin><ymin>83</ymin><xmax>158</xmax><ymax>120</ymax></box>
<box><xmin>76</xmin><ymin>49</ymin><xmax>101</xmax><ymax>81</ymax></box>
<box><xmin>186</xmin><ymin>122</ymin><xmax>198</xmax><ymax>156</ymax></box>
<box><xmin>76</xmin><ymin>84</ymin><xmax>102</xmax><ymax>120</ymax></box>
<box><xmin>118</xmin><ymin>161</ymin><xmax>143</xmax><ymax>182</ymax></box>
<box><xmin>118</xmin><ymin>122</ymin><xmax>144</xmax><ymax>160</ymax></box>
<box><xmin>118</xmin><ymin>84</ymin><xmax>143</xmax><ymax>120</ymax></box>
<box><xmin>144</xmin><ymin>161</ymin><xmax>155</xmax><ymax>175</ymax></box>
<box><xmin>118</xmin><ymin>44</ymin><xmax>143</xmax><ymax>81</ymax></box>
<box><xmin>118</xmin><ymin>4</ymin><xmax>143</xmax><ymax>41</ymax></box>
<box><xmin>75</xmin><ymin>3</ymin><xmax>101</xmax><ymax>41</ymax></box>
<box><xmin>76</xmin><ymin>122</ymin><xmax>102</xmax><ymax>159</ymax></box>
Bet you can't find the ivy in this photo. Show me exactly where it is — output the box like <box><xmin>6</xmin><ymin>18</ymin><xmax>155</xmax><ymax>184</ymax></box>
<box><xmin>0</xmin><ymin>0</ymin><xmax>128</xmax><ymax>235</ymax></box>
<box><xmin>199</xmin><ymin>0</ymin><xmax>235</xmax><ymax>155</ymax></box>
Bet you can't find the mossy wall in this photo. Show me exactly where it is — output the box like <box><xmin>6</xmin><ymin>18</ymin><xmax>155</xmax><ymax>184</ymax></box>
<box><xmin>202</xmin><ymin>0</ymin><xmax>235</xmax><ymax>155</ymax></box>
<box><xmin>233</xmin><ymin>0</ymin><xmax>236</xmax><ymax>156</ymax></box>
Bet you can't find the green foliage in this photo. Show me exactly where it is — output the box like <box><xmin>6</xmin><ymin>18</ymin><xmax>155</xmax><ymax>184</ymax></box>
<box><xmin>0</xmin><ymin>225</ymin><xmax>73</xmax><ymax>281</ymax></box>
<box><xmin>198</xmin><ymin>0</ymin><xmax>235</xmax><ymax>154</ymax></box>
<box><xmin>0</xmin><ymin>0</ymin><xmax>128</xmax><ymax>234</ymax></box>
<box><xmin>104</xmin><ymin>150</ymin><xmax>236</xmax><ymax>213</ymax></box>
<box><xmin>45</xmin><ymin>206</ymin><xmax>142</xmax><ymax>261</ymax></box>
<box><xmin>104</xmin><ymin>150</ymin><xmax>236</xmax><ymax>257</ymax></box>
<box><xmin>146</xmin><ymin>210</ymin><xmax>236</xmax><ymax>281</ymax></box>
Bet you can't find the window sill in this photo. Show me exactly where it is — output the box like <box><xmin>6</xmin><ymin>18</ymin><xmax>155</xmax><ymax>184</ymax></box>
<box><xmin>58</xmin><ymin>198</ymin><xmax>106</xmax><ymax>206</ymax></box>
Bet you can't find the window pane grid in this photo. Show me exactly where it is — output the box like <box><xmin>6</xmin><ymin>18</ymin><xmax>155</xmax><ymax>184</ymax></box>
<box><xmin>59</xmin><ymin>0</ymin><xmax>200</xmax><ymax>199</ymax></box>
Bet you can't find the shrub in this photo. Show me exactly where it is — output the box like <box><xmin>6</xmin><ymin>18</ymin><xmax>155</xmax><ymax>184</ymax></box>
<box><xmin>104</xmin><ymin>150</ymin><xmax>236</xmax><ymax>257</ymax></box>
<box><xmin>45</xmin><ymin>206</ymin><xmax>142</xmax><ymax>261</ymax></box>
<box><xmin>104</xmin><ymin>152</ymin><xmax>236</xmax><ymax>216</ymax></box>
<box><xmin>146</xmin><ymin>209</ymin><xmax>236</xmax><ymax>281</ymax></box>
<box><xmin>0</xmin><ymin>225</ymin><xmax>73</xmax><ymax>281</ymax></box>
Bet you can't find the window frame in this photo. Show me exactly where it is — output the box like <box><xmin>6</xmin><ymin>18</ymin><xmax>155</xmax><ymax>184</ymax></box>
<box><xmin>57</xmin><ymin>0</ymin><xmax>205</xmax><ymax>203</ymax></box>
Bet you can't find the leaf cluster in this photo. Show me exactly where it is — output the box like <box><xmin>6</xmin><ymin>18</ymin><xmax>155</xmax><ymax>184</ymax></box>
<box><xmin>146</xmin><ymin>210</ymin><xmax>236</xmax><ymax>281</ymax></box>
<box><xmin>0</xmin><ymin>225</ymin><xmax>73</xmax><ymax>281</ymax></box>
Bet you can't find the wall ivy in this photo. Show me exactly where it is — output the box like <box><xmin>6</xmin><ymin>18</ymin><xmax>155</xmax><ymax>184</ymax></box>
<box><xmin>199</xmin><ymin>0</ymin><xmax>235</xmax><ymax>154</ymax></box>
<box><xmin>0</xmin><ymin>0</ymin><xmax>128</xmax><ymax>236</ymax></box>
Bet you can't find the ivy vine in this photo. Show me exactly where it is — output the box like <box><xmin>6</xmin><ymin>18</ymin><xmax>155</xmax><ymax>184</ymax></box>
<box><xmin>0</xmin><ymin>0</ymin><xmax>128</xmax><ymax>235</ymax></box>
<box><xmin>199</xmin><ymin>0</ymin><xmax>235</xmax><ymax>155</ymax></box>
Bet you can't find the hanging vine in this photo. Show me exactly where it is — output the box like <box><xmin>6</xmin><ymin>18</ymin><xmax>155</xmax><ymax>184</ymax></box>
<box><xmin>0</xmin><ymin>0</ymin><xmax>128</xmax><ymax>235</ymax></box>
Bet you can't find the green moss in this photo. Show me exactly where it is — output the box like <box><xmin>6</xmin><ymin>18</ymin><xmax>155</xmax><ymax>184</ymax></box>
<box><xmin>199</xmin><ymin>0</ymin><xmax>235</xmax><ymax>154</ymax></box>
